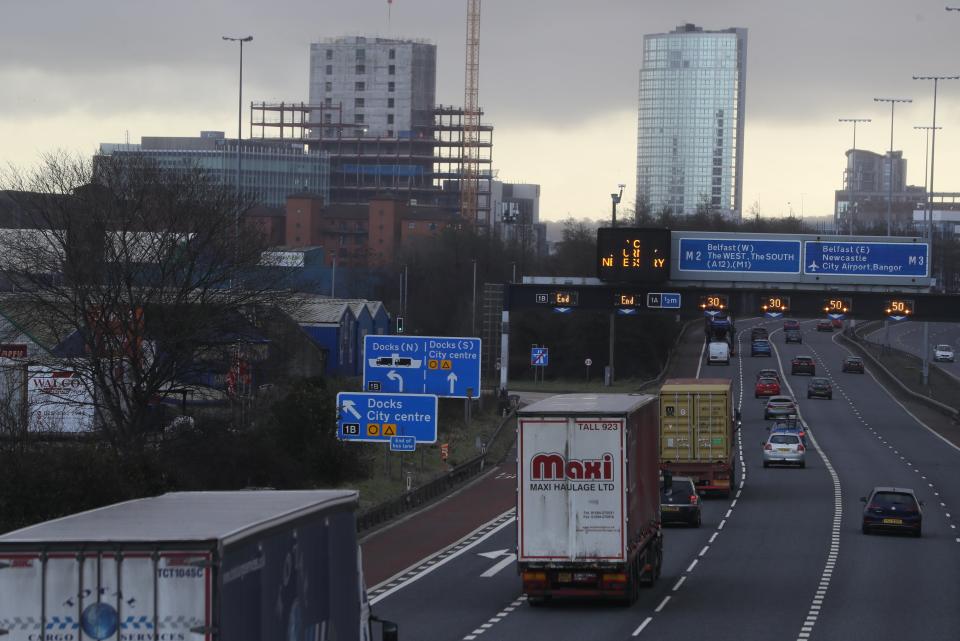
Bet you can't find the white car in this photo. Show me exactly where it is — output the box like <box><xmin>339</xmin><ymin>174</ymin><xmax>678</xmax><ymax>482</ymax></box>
<box><xmin>934</xmin><ymin>344</ymin><xmax>955</xmax><ymax>363</ymax></box>
<box><xmin>708</xmin><ymin>341</ymin><xmax>730</xmax><ymax>365</ymax></box>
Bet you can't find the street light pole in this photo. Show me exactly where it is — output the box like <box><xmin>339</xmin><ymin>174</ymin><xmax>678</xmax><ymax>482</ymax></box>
<box><xmin>913</xmin><ymin>124</ymin><xmax>942</xmax><ymax>237</ymax></box>
<box><xmin>222</xmin><ymin>35</ymin><xmax>253</xmax><ymax>200</ymax></box>
<box><xmin>610</xmin><ymin>184</ymin><xmax>625</xmax><ymax>227</ymax></box>
<box><xmin>913</xmin><ymin>74</ymin><xmax>958</xmax><ymax>387</ymax></box>
<box><xmin>873</xmin><ymin>98</ymin><xmax>912</xmax><ymax>235</ymax></box>
<box><xmin>838</xmin><ymin>118</ymin><xmax>871</xmax><ymax>234</ymax></box>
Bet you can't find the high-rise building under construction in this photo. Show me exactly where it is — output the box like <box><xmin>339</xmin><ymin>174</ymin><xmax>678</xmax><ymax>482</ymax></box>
<box><xmin>635</xmin><ymin>24</ymin><xmax>747</xmax><ymax>220</ymax></box>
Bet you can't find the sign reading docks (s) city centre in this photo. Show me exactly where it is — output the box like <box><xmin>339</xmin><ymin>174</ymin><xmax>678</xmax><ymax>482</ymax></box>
<box><xmin>337</xmin><ymin>392</ymin><xmax>438</xmax><ymax>444</ymax></box>
<box><xmin>363</xmin><ymin>335</ymin><xmax>481</xmax><ymax>399</ymax></box>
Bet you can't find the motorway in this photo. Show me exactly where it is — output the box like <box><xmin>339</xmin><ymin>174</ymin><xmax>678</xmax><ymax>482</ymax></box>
<box><xmin>866</xmin><ymin>320</ymin><xmax>960</xmax><ymax>381</ymax></box>
<box><xmin>368</xmin><ymin>319</ymin><xmax>960</xmax><ymax>641</ymax></box>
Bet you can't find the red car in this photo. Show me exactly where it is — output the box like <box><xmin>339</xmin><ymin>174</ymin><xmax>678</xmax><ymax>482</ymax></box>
<box><xmin>783</xmin><ymin>319</ymin><xmax>800</xmax><ymax>331</ymax></box>
<box><xmin>831</xmin><ymin>318</ymin><xmax>843</xmax><ymax>329</ymax></box>
<box><xmin>755</xmin><ymin>376</ymin><xmax>781</xmax><ymax>398</ymax></box>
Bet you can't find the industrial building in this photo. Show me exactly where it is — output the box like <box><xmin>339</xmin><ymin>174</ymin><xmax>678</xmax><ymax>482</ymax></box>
<box><xmin>97</xmin><ymin>132</ymin><xmax>330</xmax><ymax>209</ymax></box>
<box><xmin>635</xmin><ymin>24</ymin><xmax>748</xmax><ymax>219</ymax></box>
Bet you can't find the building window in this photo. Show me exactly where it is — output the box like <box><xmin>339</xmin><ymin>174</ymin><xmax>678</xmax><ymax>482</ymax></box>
<box><xmin>326</xmin><ymin>49</ymin><xmax>332</xmax><ymax>60</ymax></box>
<box><xmin>355</xmin><ymin>98</ymin><xmax>365</xmax><ymax>107</ymax></box>
<box><xmin>387</xmin><ymin>114</ymin><xmax>394</xmax><ymax>124</ymax></box>
<box><xmin>323</xmin><ymin>113</ymin><xmax>332</xmax><ymax>123</ymax></box>
<box><xmin>356</xmin><ymin>49</ymin><xmax>365</xmax><ymax>61</ymax></box>
<box><xmin>389</xmin><ymin>48</ymin><xmax>396</xmax><ymax>60</ymax></box>
<box><xmin>387</xmin><ymin>129</ymin><xmax>394</xmax><ymax>137</ymax></box>
<box><xmin>324</xmin><ymin>81</ymin><xmax>332</xmax><ymax>92</ymax></box>
<box><xmin>325</xmin><ymin>65</ymin><xmax>332</xmax><ymax>75</ymax></box>
<box><xmin>355</xmin><ymin>81</ymin><xmax>365</xmax><ymax>91</ymax></box>
<box><xmin>388</xmin><ymin>81</ymin><xmax>395</xmax><ymax>92</ymax></box>
<box><xmin>324</xmin><ymin>97</ymin><xmax>332</xmax><ymax>107</ymax></box>
<box><xmin>387</xmin><ymin>98</ymin><xmax>395</xmax><ymax>108</ymax></box>
<box><xmin>354</xmin><ymin>114</ymin><xmax>365</xmax><ymax>124</ymax></box>
<box><xmin>355</xmin><ymin>64</ymin><xmax>365</xmax><ymax>74</ymax></box>
<box><xmin>388</xmin><ymin>65</ymin><xmax>396</xmax><ymax>75</ymax></box>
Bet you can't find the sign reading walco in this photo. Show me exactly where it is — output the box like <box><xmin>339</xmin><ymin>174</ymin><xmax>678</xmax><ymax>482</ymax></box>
<box><xmin>0</xmin><ymin>344</ymin><xmax>27</xmax><ymax>358</ymax></box>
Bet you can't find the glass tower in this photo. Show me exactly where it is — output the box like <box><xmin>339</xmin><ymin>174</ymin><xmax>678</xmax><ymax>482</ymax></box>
<box><xmin>635</xmin><ymin>24</ymin><xmax>747</xmax><ymax>219</ymax></box>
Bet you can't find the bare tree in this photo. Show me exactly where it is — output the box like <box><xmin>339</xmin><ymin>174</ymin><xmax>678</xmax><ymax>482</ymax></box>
<box><xmin>1</xmin><ymin>152</ymin><xmax>293</xmax><ymax>452</ymax></box>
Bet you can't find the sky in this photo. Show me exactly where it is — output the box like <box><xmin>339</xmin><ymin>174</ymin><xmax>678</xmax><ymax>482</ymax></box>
<box><xmin>3</xmin><ymin>0</ymin><xmax>960</xmax><ymax>222</ymax></box>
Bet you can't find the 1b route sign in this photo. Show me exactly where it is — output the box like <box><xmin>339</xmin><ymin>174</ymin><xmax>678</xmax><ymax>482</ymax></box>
<box><xmin>337</xmin><ymin>392</ymin><xmax>438</xmax><ymax>443</ymax></box>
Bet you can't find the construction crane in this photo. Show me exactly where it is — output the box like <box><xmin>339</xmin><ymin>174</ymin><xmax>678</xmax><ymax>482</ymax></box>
<box><xmin>460</xmin><ymin>0</ymin><xmax>481</xmax><ymax>224</ymax></box>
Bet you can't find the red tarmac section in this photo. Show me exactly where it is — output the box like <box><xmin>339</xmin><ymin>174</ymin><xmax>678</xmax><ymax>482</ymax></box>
<box><xmin>361</xmin><ymin>458</ymin><xmax>517</xmax><ymax>587</ymax></box>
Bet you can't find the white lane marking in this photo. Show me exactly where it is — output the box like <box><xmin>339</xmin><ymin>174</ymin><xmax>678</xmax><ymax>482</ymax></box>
<box><xmin>696</xmin><ymin>337</ymin><xmax>706</xmax><ymax>379</ymax></box>
<box><xmin>480</xmin><ymin>553</ymin><xmax>517</xmax><ymax>578</ymax></box>
<box><xmin>655</xmin><ymin>596</ymin><xmax>671</xmax><ymax>612</ymax></box>
<box><xmin>698</xmin><ymin>545</ymin><xmax>709</xmax><ymax>557</ymax></box>
<box><xmin>673</xmin><ymin>576</ymin><xmax>686</xmax><ymax>591</ymax></box>
<box><xmin>370</xmin><ymin>509</ymin><xmax>515</xmax><ymax>604</ymax></box>
<box><xmin>709</xmin><ymin>532</ymin><xmax>718</xmax><ymax>543</ymax></box>
<box><xmin>725</xmin><ymin>509</ymin><xmax>733</xmax><ymax>518</ymax></box>
<box><xmin>718</xmin><ymin>519</ymin><xmax>726</xmax><ymax>530</ymax></box>
<box><xmin>632</xmin><ymin>617</ymin><xmax>653</xmax><ymax>636</ymax></box>
<box><xmin>686</xmin><ymin>559</ymin><xmax>699</xmax><ymax>573</ymax></box>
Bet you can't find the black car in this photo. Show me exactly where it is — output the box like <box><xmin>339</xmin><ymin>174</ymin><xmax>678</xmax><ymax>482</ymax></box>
<box><xmin>751</xmin><ymin>327</ymin><xmax>769</xmax><ymax>341</ymax></box>
<box><xmin>660</xmin><ymin>475</ymin><xmax>701</xmax><ymax>527</ymax></box>
<box><xmin>791</xmin><ymin>355</ymin><xmax>816</xmax><ymax>375</ymax></box>
<box><xmin>784</xmin><ymin>328</ymin><xmax>802</xmax><ymax>344</ymax></box>
<box><xmin>842</xmin><ymin>356</ymin><xmax>865</xmax><ymax>373</ymax></box>
<box><xmin>861</xmin><ymin>487</ymin><xmax>923</xmax><ymax>536</ymax></box>
<box><xmin>807</xmin><ymin>377</ymin><xmax>833</xmax><ymax>399</ymax></box>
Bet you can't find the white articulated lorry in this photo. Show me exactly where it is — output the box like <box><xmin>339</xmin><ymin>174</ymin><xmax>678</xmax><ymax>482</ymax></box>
<box><xmin>516</xmin><ymin>393</ymin><xmax>663</xmax><ymax>604</ymax></box>
<box><xmin>0</xmin><ymin>490</ymin><xmax>397</xmax><ymax>641</ymax></box>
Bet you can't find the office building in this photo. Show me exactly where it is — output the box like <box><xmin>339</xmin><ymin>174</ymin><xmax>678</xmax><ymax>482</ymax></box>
<box><xmin>835</xmin><ymin>149</ymin><xmax>924</xmax><ymax>232</ymax></box>
<box><xmin>97</xmin><ymin>132</ymin><xmax>330</xmax><ymax>208</ymax></box>
<box><xmin>635</xmin><ymin>24</ymin><xmax>748</xmax><ymax>219</ymax></box>
<box><xmin>308</xmin><ymin>36</ymin><xmax>437</xmax><ymax>139</ymax></box>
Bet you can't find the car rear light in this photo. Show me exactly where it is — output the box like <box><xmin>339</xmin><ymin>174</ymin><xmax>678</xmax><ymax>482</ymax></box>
<box><xmin>797</xmin><ymin>444</ymin><xmax>805</xmax><ymax>452</ymax></box>
<box><xmin>764</xmin><ymin>443</ymin><xmax>772</xmax><ymax>450</ymax></box>
<box><xmin>602</xmin><ymin>572</ymin><xmax>627</xmax><ymax>584</ymax></box>
<box><xmin>689</xmin><ymin>494</ymin><xmax>699</xmax><ymax>505</ymax></box>
<box><xmin>522</xmin><ymin>571</ymin><xmax>546</xmax><ymax>582</ymax></box>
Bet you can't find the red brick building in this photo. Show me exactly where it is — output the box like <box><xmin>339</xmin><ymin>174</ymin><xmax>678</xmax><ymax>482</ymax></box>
<box><xmin>271</xmin><ymin>193</ymin><xmax>454</xmax><ymax>268</ymax></box>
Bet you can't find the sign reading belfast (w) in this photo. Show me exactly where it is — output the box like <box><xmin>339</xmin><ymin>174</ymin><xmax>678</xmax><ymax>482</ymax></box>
<box><xmin>596</xmin><ymin>228</ymin><xmax>672</xmax><ymax>282</ymax></box>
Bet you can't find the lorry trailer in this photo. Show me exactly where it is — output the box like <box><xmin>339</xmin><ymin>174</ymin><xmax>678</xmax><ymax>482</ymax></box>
<box><xmin>516</xmin><ymin>393</ymin><xmax>663</xmax><ymax>604</ymax></box>
<box><xmin>0</xmin><ymin>490</ymin><xmax>396</xmax><ymax>641</ymax></box>
<box><xmin>659</xmin><ymin>378</ymin><xmax>738</xmax><ymax>496</ymax></box>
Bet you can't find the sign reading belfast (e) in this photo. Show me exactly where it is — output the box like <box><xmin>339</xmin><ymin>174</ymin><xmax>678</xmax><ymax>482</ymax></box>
<box><xmin>597</xmin><ymin>228</ymin><xmax>672</xmax><ymax>282</ymax></box>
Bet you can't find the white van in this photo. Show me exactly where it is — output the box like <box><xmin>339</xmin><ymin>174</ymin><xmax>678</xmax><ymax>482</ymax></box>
<box><xmin>708</xmin><ymin>341</ymin><xmax>730</xmax><ymax>365</ymax></box>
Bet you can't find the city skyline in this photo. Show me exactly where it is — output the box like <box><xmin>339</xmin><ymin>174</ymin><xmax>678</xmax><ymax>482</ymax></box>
<box><xmin>3</xmin><ymin>0</ymin><xmax>960</xmax><ymax>222</ymax></box>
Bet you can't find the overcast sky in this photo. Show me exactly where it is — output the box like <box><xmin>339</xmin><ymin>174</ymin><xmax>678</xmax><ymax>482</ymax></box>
<box><xmin>3</xmin><ymin>0</ymin><xmax>960</xmax><ymax>221</ymax></box>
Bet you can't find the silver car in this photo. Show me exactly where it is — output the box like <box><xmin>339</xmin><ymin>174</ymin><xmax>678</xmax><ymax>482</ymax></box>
<box><xmin>764</xmin><ymin>395</ymin><xmax>796</xmax><ymax>420</ymax></box>
<box><xmin>934</xmin><ymin>344</ymin><xmax>955</xmax><ymax>362</ymax></box>
<box><xmin>762</xmin><ymin>432</ymin><xmax>806</xmax><ymax>468</ymax></box>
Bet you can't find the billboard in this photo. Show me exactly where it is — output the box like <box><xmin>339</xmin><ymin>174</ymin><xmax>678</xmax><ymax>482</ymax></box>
<box><xmin>27</xmin><ymin>366</ymin><xmax>95</xmax><ymax>433</ymax></box>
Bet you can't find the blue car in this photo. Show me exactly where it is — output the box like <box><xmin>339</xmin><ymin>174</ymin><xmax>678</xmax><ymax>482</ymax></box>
<box><xmin>751</xmin><ymin>339</ymin><xmax>772</xmax><ymax>357</ymax></box>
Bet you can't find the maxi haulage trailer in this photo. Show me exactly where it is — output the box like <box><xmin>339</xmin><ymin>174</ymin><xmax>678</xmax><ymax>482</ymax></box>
<box><xmin>0</xmin><ymin>490</ymin><xmax>397</xmax><ymax>641</ymax></box>
<box><xmin>517</xmin><ymin>393</ymin><xmax>663</xmax><ymax>604</ymax></box>
<box><xmin>659</xmin><ymin>378</ymin><xmax>738</xmax><ymax>496</ymax></box>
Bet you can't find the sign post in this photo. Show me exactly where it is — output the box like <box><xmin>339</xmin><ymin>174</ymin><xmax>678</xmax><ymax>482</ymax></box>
<box><xmin>337</xmin><ymin>392</ymin><xmax>438</xmax><ymax>444</ymax></box>
<box><xmin>364</xmin><ymin>335</ymin><xmax>481</xmax><ymax>398</ymax></box>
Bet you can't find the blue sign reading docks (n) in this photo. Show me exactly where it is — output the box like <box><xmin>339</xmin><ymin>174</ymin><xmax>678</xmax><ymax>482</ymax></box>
<box><xmin>679</xmin><ymin>238</ymin><xmax>801</xmax><ymax>274</ymax></box>
<box><xmin>364</xmin><ymin>335</ymin><xmax>481</xmax><ymax>399</ymax></box>
<box><xmin>337</xmin><ymin>392</ymin><xmax>438</xmax><ymax>444</ymax></box>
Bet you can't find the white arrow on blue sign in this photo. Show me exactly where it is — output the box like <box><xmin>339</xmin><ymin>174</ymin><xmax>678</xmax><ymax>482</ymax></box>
<box><xmin>337</xmin><ymin>392</ymin><xmax>438</xmax><ymax>443</ymax></box>
<box><xmin>531</xmin><ymin>347</ymin><xmax>549</xmax><ymax>367</ymax></box>
<box><xmin>804</xmin><ymin>241</ymin><xmax>928</xmax><ymax>278</ymax></box>
<box><xmin>363</xmin><ymin>335</ymin><xmax>481</xmax><ymax>399</ymax></box>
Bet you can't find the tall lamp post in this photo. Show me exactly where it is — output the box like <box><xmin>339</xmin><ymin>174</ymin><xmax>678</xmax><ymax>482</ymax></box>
<box><xmin>610</xmin><ymin>184</ymin><xmax>625</xmax><ymax>227</ymax></box>
<box><xmin>838</xmin><ymin>118</ymin><xmax>871</xmax><ymax>234</ymax></box>
<box><xmin>873</xmin><ymin>97</ymin><xmax>912</xmax><ymax>236</ymax></box>
<box><xmin>222</xmin><ymin>35</ymin><xmax>253</xmax><ymax>200</ymax></box>
<box><xmin>913</xmin><ymin>124</ymin><xmax>943</xmax><ymax>235</ymax></box>
<box><xmin>913</xmin><ymin>74</ymin><xmax>958</xmax><ymax>387</ymax></box>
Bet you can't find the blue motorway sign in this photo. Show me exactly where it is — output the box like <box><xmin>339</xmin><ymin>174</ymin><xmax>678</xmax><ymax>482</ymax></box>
<box><xmin>679</xmin><ymin>238</ymin><xmax>801</xmax><ymax>274</ymax></box>
<box><xmin>364</xmin><ymin>335</ymin><xmax>481</xmax><ymax>399</ymax></box>
<box><xmin>531</xmin><ymin>347</ymin><xmax>549</xmax><ymax>367</ymax></box>
<box><xmin>804</xmin><ymin>241</ymin><xmax>929</xmax><ymax>278</ymax></box>
<box><xmin>337</xmin><ymin>392</ymin><xmax>438</xmax><ymax>443</ymax></box>
<box><xmin>647</xmin><ymin>292</ymin><xmax>682</xmax><ymax>309</ymax></box>
<box><xmin>389</xmin><ymin>435</ymin><xmax>417</xmax><ymax>452</ymax></box>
